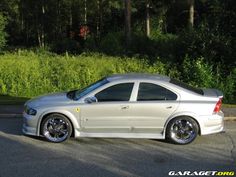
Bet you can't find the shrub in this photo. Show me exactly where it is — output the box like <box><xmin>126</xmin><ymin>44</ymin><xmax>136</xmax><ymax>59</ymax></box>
<box><xmin>0</xmin><ymin>14</ymin><xmax>7</xmax><ymax>51</ymax></box>
<box><xmin>51</xmin><ymin>38</ymin><xmax>81</xmax><ymax>54</ymax></box>
<box><xmin>0</xmin><ymin>51</ymin><xmax>170</xmax><ymax>98</ymax></box>
<box><xmin>99</xmin><ymin>32</ymin><xmax>124</xmax><ymax>55</ymax></box>
<box><xmin>218</xmin><ymin>67</ymin><xmax>236</xmax><ymax>103</ymax></box>
<box><xmin>181</xmin><ymin>55</ymin><xmax>214</xmax><ymax>88</ymax></box>
<box><xmin>0</xmin><ymin>51</ymin><xmax>234</xmax><ymax>103</ymax></box>
<box><xmin>178</xmin><ymin>28</ymin><xmax>234</xmax><ymax>65</ymax></box>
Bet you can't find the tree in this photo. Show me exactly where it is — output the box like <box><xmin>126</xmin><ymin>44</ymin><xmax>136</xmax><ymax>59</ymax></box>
<box><xmin>0</xmin><ymin>14</ymin><xmax>7</xmax><ymax>51</ymax></box>
<box><xmin>124</xmin><ymin>0</ymin><xmax>131</xmax><ymax>47</ymax></box>
<box><xmin>188</xmin><ymin>0</ymin><xmax>194</xmax><ymax>28</ymax></box>
<box><xmin>146</xmin><ymin>0</ymin><xmax>150</xmax><ymax>37</ymax></box>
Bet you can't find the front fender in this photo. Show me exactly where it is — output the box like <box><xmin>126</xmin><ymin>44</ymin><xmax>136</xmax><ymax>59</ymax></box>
<box><xmin>36</xmin><ymin>109</ymin><xmax>80</xmax><ymax>136</ymax></box>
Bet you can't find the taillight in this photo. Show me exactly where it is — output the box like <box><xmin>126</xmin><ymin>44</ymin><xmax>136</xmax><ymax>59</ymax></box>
<box><xmin>213</xmin><ymin>98</ymin><xmax>222</xmax><ymax>113</ymax></box>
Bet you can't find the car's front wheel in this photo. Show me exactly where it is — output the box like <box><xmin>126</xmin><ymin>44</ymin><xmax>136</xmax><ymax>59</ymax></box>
<box><xmin>166</xmin><ymin>117</ymin><xmax>199</xmax><ymax>144</ymax></box>
<box><xmin>41</xmin><ymin>114</ymin><xmax>72</xmax><ymax>143</ymax></box>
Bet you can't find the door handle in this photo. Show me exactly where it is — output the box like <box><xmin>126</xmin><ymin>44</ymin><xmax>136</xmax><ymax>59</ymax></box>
<box><xmin>166</xmin><ymin>106</ymin><xmax>172</xmax><ymax>109</ymax></box>
<box><xmin>121</xmin><ymin>105</ymin><xmax>129</xmax><ymax>110</ymax></box>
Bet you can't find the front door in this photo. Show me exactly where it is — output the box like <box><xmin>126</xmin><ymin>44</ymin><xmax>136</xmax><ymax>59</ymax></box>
<box><xmin>80</xmin><ymin>82</ymin><xmax>134</xmax><ymax>133</ymax></box>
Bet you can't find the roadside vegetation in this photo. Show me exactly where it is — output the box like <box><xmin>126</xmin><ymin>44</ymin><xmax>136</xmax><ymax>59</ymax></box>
<box><xmin>0</xmin><ymin>0</ymin><xmax>235</xmax><ymax>104</ymax></box>
<box><xmin>0</xmin><ymin>50</ymin><xmax>235</xmax><ymax>103</ymax></box>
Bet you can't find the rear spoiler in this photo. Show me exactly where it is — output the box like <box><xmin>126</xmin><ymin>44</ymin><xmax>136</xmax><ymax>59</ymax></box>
<box><xmin>202</xmin><ymin>89</ymin><xmax>223</xmax><ymax>98</ymax></box>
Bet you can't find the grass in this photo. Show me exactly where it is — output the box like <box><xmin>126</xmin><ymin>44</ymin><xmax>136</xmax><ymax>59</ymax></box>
<box><xmin>222</xmin><ymin>104</ymin><xmax>236</xmax><ymax>108</ymax></box>
<box><xmin>0</xmin><ymin>50</ymin><xmax>235</xmax><ymax>103</ymax></box>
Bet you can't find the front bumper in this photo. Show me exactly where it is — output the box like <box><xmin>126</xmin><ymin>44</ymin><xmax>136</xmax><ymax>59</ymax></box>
<box><xmin>200</xmin><ymin>111</ymin><xmax>224</xmax><ymax>135</ymax></box>
<box><xmin>22</xmin><ymin>112</ymin><xmax>39</xmax><ymax>136</ymax></box>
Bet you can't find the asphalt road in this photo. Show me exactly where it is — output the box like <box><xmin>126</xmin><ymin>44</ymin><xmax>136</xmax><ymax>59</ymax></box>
<box><xmin>0</xmin><ymin>118</ymin><xmax>235</xmax><ymax>177</ymax></box>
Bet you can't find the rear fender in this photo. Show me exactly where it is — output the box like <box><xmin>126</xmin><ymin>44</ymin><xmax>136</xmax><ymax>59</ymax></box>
<box><xmin>163</xmin><ymin>112</ymin><xmax>202</xmax><ymax>138</ymax></box>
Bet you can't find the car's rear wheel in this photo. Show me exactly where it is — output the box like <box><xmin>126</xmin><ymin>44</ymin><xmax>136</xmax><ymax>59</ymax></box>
<box><xmin>166</xmin><ymin>117</ymin><xmax>199</xmax><ymax>144</ymax></box>
<box><xmin>41</xmin><ymin>114</ymin><xmax>72</xmax><ymax>143</ymax></box>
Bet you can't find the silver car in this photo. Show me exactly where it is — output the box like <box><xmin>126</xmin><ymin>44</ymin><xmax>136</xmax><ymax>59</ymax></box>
<box><xmin>23</xmin><ymin>73</ymin><xmax>224</xmax><ymax>144</ymax></box>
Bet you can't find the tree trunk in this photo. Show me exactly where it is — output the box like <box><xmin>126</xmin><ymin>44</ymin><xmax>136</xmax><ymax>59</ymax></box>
<box><xmin>146</xmin><ymin>0</ymin><xmax>150</xmax><ymax>37</ymax></box>
<box><xmin>124</xmin><ymin>0</ymin><xmax>131</xmax><ymax>47</ymax></box>
<box><xmin>188</xmin><ymin>0</ymin><xmax>194</xmax><ymax>28</ymax></box>
<box><xmin>84</xmin><ymin>0</ymin><xmax>87</xmax><ymax>24</ymax></box>
<box><xmin>41</xmin><ymin>0</ymin><xmax>45</xmax><ymax>48</ymax></box>
<box><xmin>96</xmin><ymin>0</ymin><xmax>100</xmax><ymax>38</ymax></box>
<box><xmin>84</xmin><ymin>0</ymin><xmax>87</xmax><ymax>39</ymax></box>
<box><xmin>69</xmin><ymin>0</ymin><xmax>73</xmax><ymax>30</ymax></box>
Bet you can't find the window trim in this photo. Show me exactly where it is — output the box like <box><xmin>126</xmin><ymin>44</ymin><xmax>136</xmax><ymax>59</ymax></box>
<box><xmin>135</xmin><ymin>81</ymin><xmax>179</xmax><ymax>102</ymax></box>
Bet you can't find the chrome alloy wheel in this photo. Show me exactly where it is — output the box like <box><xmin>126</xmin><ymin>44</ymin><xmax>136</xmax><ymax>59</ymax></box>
<box><xmin>170</xmin><ymin>119</ymin><xmax>197</xmax><ymax>144</ymax></box>
<box><xmin>42</xmin><ymin>115</ymin><xmax>71</xmax><ymax>143</ymax></box>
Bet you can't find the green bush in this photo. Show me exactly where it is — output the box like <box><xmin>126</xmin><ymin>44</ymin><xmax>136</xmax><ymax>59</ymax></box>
<box><xmin>0</xmin><ymin>51</ymin><xmax>171</xmax><ymax>98</ymax></box>
<box><xmin>0</xmin><ymin>14</ymin><xmax>7</xmax><ymax>51</ymax></box>
<box><xmin>99</xmin><ymin>32</ymin><xmax>124</xmax><ymax>55</ymax></box>
<box><xmin>178</xmin><ymin>28</ymin><xmax>234</xmax><ymax>65</ymax></box>
<box><xmin>51</xmin><ymin>38</ymin><xmax>81</xmax><ymax>54</ymax></box>
<box><xmin>0</xmin><ymin>51</ymin><xmax>234</xmax><ymax>103</ymax></box>
<box><xmin>181</xmin><ymin>56</ymin><xmax>214</xmax><ymax>87</ymax></box>
<box><xmin>181</xmin><ymin>55</ymin><xmax>236</xmax><ymax>103</ymax></box>
<box><xmin>218</xmin><ymin>68</ymin><xmax>236</xmax><ymax>103</ymax></box>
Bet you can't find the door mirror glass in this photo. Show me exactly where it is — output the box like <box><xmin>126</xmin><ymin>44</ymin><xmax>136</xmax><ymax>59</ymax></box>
<box><xmin>84</xmin><ymin>96</ymin><xmax>98</xmax><ymax>103</ymax></box>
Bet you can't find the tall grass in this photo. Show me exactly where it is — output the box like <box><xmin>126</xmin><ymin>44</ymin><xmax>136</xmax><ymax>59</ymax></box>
<box><xmin>0</xmin><ymin>50</ymin><xmax>235</xmax><ymax>103</ymax></box>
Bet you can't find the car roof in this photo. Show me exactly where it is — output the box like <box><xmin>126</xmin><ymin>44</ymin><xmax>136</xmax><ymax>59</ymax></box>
<box><xmin>106</xmin><ymin>73</ymin><xmax>170</xmax><ymax>82</ymax></box>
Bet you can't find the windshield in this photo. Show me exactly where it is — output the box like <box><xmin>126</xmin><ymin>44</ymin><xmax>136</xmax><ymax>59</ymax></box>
<box><xmin>74</xmin><ymin>78</ymin><xmax>109</xmax><ymax>100</ymax></box>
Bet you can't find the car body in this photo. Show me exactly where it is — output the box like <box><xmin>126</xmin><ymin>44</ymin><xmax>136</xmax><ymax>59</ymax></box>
<box><xmin>23</xmin><ymin>73</ymin><xmax>224</xmax><ymax>144</ymax></box>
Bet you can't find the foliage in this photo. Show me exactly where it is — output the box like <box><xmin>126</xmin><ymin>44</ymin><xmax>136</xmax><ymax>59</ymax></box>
<box><xmin>0</xmin><ymin>0</ymin><xmax>235</xmax><ymax>104</ymax></box>
<box><xmin>0</xmin><ymin>51</ymin><xmax>168</xmax><ymax>97</ymax></box>
<box><xmin>181</xmin><ymin>56</ymin><xmax>214</xmax><ymax>88</ymax></box>
<box><xmin>218</xmin><ymin>68</ymin><xmax>236</xmax><ymax>104</ymax></box>
<box><xmin>99</xmin><ymin>32</ymin><xmax>124</xmax><ymax>55</ymax></box>
<box><xmin>0</xmin><ymin>51</ymin><xmax>235</xmax><ymax>103</ymax></box>
<box><xmin>178</xmin><ymin>28</ymin><xmax>235</xmax><ymax>67</ymax></box>
<box><xmin>0</xmin><ymin>14</ymin><xmax>7</xmax><ymax>51</ymax></box>
<box><xmin>51</xmin><ymin>39</ymin><xmax>81</xmax><ymax>54</ymax></box>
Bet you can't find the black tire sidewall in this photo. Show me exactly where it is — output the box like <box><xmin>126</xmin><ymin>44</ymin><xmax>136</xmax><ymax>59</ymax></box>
<box><xmin>41</xmin><ymin>113</ymin><xmax>72</xmax><ymax>143</ymax></box>
<box><xmin>166</xmin><ymin>117</ymin><xmax>199</xmax><ymax>145</ymax></box>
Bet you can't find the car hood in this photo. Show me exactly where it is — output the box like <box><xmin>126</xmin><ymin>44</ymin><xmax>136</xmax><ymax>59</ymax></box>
<box><xmin>26</xmin><ymin>92</ymin><xmax>73</xmax><ymax>108</ymax></box>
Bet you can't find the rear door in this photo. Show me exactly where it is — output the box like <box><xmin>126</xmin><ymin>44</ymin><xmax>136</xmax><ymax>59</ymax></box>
<box><xmin>128</xmin><ymin>82</ymin><xmax>180</xmax><ymax>133</ymax></box>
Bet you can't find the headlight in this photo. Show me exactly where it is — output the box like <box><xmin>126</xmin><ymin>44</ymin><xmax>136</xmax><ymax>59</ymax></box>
<box><xmin>24</xmin><ymin>106</ymin><xmax>37</xmax><ymax>115</ymax></box>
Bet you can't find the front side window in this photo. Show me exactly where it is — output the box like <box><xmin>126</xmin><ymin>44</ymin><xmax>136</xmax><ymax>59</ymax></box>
<box><xmin>95</xmin><ymin>83</ymin><xmax>134</xmax><ymax>102</ymax></box>
<box><xmin>137</xmin><ymin>83</ymin><xmax>177</xmax><ymax>101</ymax></box>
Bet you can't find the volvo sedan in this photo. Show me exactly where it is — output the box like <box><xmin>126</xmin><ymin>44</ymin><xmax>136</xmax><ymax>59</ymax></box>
<box><xmin>23</xmin><ymin>73</ymin><xmax>224</xmax><ymax>144</ymax></box>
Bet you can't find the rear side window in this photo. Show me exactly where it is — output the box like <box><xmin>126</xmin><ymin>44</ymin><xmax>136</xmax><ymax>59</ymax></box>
<box><xmin>170</xmin><ymin>79</ymin><xmax>204</xmax><ymax>95</ymax></box>
<box><xmin>137</xmin><ymin>83</ymin><xmax>177</xmax><ymax>101</ymax></box>
<box><xmin>95</xmin><ymin>83</ymin><xmax>134</xmax><ymax>102</ymax></box>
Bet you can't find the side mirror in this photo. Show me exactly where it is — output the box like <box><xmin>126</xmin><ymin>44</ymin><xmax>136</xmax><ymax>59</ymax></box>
<box><xmin>84</xmin><ymin>96</ymin><xmax>98</xmax><ymax>104</ymax></box>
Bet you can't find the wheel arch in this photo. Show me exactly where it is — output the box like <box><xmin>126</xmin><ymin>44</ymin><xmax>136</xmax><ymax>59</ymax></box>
<box><xmin>163</xmin><ymin>113</ymin><xmax>201</xmax><ymax>138</ymax></box>
<box><xmin>37</xmin><ymin>110</ymin><xmax>79</xmax><ymax>137</ymax></box>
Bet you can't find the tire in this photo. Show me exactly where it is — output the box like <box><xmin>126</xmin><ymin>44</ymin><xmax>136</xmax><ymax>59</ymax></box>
<box><xmin>41</xmin><ymin>113</ymin><xmax>72</xmax><ymax>143</ymax></box>
<box><xmin>166</xmin><ymin>117</ymin><xmax>199</xmax><ymax>145</ymax></box>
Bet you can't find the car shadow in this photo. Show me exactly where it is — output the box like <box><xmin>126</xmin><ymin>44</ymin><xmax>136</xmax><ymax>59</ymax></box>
<box><xmin>0</xmin><ymin>117</ymin><xmax>48</xmax><ymax>142</ymax></box>
<box><xmin>0</xmin><ymin>118</ymin><xmax>23</xmax><ymax>135</ymax></box>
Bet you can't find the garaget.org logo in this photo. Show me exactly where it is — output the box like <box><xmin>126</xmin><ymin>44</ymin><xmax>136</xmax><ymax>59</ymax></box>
<box><xmin>168</xmin><ymin>171</ymin><xmax>234</xmax><ymax>176</ymax></box>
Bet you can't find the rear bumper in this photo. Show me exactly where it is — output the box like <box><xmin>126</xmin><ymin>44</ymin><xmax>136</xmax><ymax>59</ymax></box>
<box><xmin>200</xmin><ymin>111</ymin><xmax>224</xmax><ymax>135</ymax></box>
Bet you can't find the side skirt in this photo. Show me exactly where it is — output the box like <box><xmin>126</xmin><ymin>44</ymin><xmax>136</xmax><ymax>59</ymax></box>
<box><xmin>74</xmin><ymin>130</ymin><xmax>165</xmax><ymax>139</ymax></box>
